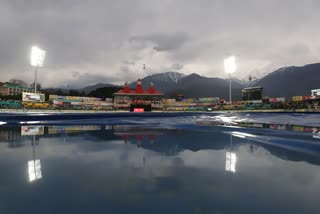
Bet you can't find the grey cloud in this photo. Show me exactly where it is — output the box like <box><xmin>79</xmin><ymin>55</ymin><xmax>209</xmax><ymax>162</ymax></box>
<box><xmin>171</xmin><ymin>63</ymin><xmax>183</xmax><ymax>70</ymax></box>
<box><xmin>131</xmin><ymin>33</ymin><xmax>189</xmax><ymax>52</ymax></box>
<box><xmin>0</xmin><ymin>0</ymin><xmax>319</xmax><ymax>86</ymax></box>
<box><xmin>122</xmin><ymin>61</ymin><xmax>136</xmax><ymax>66</ymax></box>
<box><xmin>63</xmin><ymin>73</ymin><xmax>124</xmax><ymax>89</ymax></box>
<box><xmin>71</xmin><ymin>71</ymin><xmax>80</xmax><ymax>78</ymax></box>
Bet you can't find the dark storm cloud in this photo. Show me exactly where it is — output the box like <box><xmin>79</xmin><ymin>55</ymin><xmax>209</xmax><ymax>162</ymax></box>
<box><xmin>0</xmin><ymin>0</ymin><xmax>319</xmax><ymax>87</ymax></box>
<box><xmin>1</xmin><ymin>0</ymin><xmax>138</xmax><ymax>65</ymax></box>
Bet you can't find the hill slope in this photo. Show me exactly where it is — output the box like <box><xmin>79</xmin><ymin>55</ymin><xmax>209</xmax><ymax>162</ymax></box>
<box><xmin>254</xmin><ymin>63</ymin><xmax>320</xmax><ymax>97</ymax></box>
<box><xmin>81</xmin><ymin>83</ymin><xmax>118</xmax><ymax>94</ymax></box>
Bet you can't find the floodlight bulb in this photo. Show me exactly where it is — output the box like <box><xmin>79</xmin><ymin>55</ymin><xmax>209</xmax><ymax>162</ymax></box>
<box><xmin>224</xmin><ymin>56</ymin><xmax>237</xmax><ymax>74</ymax></box>
<box><xmin>31</xmin><ymin>46</ymin><xmax>46</xmax><ymax>67</ymax></box>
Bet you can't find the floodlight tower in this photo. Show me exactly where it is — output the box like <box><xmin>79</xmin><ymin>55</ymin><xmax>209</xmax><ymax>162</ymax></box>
<box><xmin>30</xmin><ymin>46</ymin><xmax>46</xmax><ymax>93</ymax></box>
<box><xmin>224</xmin><ymin>56</ymin><xmax>237</xmax><ymax>104</ymax></box>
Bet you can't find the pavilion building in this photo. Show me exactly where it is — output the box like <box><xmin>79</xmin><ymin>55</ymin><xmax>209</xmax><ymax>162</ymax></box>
<box><xmin>113</xmin><ymin>79</ymin><xmax>164</xmax><ymax>111</ymax></box>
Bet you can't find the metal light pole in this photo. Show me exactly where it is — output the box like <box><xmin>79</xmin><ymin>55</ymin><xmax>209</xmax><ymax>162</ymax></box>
<box><xmin>30</xmin><ymin>46</ymin><xmax>46</xmax><ymax>93</ymax></box>
<box><xmin>224</xmin><ymin>56</ymin><xmax>237</xmax><ymax>104</ymax></box>
<box><xmin>229</xmin><ymin>73</ymin><xmax>232</xmax><ymax>103</ymax></box>
<box><xmin>34</xmin><ymin>66</ymin><xmax>38</xmax><ymax>93</ymax></box>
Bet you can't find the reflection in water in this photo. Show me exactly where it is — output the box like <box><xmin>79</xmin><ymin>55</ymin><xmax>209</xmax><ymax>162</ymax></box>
<box><xmin>225</xmin><ymin>152</ymin><xmax>237</xmax><ymax>173</ymax></box>
<box><xmin>313</xmin><ymin>128</ymin><xmax>320</xmax><ymax>139</ymax></box>
<box><xmin>198</xmin><ymin>120</ymin><xmax>320</xmax><ymax>135</ymax></box>
<box><xmin>28</xmin><ymin>135</ymin><xmax>42</xmax><ymax>182</ymax></box>
<box><xmin>114</xmin><ymin>126</ymin><xmax>162</xmax><ymax>147</ymax></box>
<box><xmin>225</xmin><ymin>135</ymin><xmax>237</xmax><ymax>173</ymax></box>
<box><xmin>48</xmin><ymin>125</ymin><xmax>101</xmax><ymax>134</ymax></box>
<box><xmin>28</xmin><ymin>159</ymin><xmax>42</xmax><ymax>182</ymax></box>
<box><xmin>0</xmin><ymin>124</ymin><xmax>320</xmax><ymax>213</ymax></box>
<box><xmin>0</xmin><ymin>124</ymin><xmax>319</xmax><ymax>163</ymax></box>
<box><xmin>21</xmin><ymin>126</ymin><xmax>44</xmax><ymax>136</ymax></box>
<box><xmin>0</xmin><ymin>126</ymin><xmax>23</xmax><ymax>147</ymax></box>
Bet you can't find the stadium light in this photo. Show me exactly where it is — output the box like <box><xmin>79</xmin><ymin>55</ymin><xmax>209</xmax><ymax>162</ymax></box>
<box><xmin>224</xmin><ymin>56</ymin><xmax>237</xmax><ymax>103</ymax></box>
<box><xmin>30</xmin><ymin>46</ymin><xmax>46</xmax><ymax>93</ymax></box>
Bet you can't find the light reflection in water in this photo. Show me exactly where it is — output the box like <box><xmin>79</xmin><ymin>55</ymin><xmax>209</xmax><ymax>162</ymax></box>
<box><xmin>0</xmin><ymin>124</ymin><xmax>319</xmax><ymax>213</ymax></box>
<box><xmin>225</xmin><ymin>152</ymin><xmax>237</xmax><ymax>173</ymax></box>
<box><xmin>28</xmin><ymin>159</ymin><xmax>42</xmax><ymax>182</ymax></box>
<box><xmin>28</xmin><ymin>135</ymin><xmax>42</xmax><ymax>182</ymax></box>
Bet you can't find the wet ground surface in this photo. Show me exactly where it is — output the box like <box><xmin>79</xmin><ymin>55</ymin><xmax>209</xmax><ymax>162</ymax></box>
<box><xmin>0</xmin><ymin>112</ymin><xmax>320</xmax><ymax>214</ymax></box>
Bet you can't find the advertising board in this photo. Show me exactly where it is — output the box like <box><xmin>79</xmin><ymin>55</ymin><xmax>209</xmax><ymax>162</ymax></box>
<box><xmin>22</xmin><ymin>92</ymin><xmax>45</xmax><ymax>102</ymax></box>
<box><xmin>49</xmin><ymin>95</ymin><xmax>102</xmax><ymax>102</ymax></box>
<box><xmin>311</xmin><ymin>89</ymin><xmax>320</xmax><ymax>98</ymax></box>
<box><xmin>198</xmin><ymin>97</ymin><xmax>219</xmax><ymax>102</ymax></box>
<box><xmin>276</xmin><ymin>97</ymin><xmax>286</xmax><ymax>102</ymax></box>
<box><xmin>269</xmin><ymin>98</ymin><xmax>277</xmax><ymax>103</ymax></box>
<box><xmin>303</xmin><ymin>96</ymin><xmax>312</xmax><ymax>100</ymax></box>
<box><xmin>292</xmin><ymin>96</ymin><xmax>303</xmax><ymax>102</ymax></box>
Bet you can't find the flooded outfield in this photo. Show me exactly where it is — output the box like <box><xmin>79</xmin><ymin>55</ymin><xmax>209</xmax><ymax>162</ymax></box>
<box><xmin>1</xmin><ymin>112</ymin><xmax>320</xmax><ymax>214</ymax></box>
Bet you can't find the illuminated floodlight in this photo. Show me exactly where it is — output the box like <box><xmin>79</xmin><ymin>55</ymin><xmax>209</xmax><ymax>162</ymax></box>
<box><xmin>30</xmin><ymin>46</ymin><xmax>46</xmax><ymax>67</ymax></box>
<box><xmin>28</xmin><ymin>159</ymin><xmax>42</xmax><ymax>182</ymax></box>
<box><xmin>225</xmin><ymin>152</ymin><xmax>237</xmax><ymax>173</ymax></box>
<box><xmin>224</xmin><ymin>56</ymin><xmax>237</xmax><ymax>74</ymax></box>
<box><xmin>30</xmin><ymin>46</ymin><xmax>46</xmax><ymax>93</ymax></box>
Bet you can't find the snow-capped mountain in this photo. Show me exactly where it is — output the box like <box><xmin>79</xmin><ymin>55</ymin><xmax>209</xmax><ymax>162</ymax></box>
<box><xmin>148</xmin><ymin>71</ymin><xmax>186</xmax><ymax>83</ymax></box>
<box><xmin>129</xmin><ymin>72</ymin><xmax>185</xmax><ymax>91</ymax></box>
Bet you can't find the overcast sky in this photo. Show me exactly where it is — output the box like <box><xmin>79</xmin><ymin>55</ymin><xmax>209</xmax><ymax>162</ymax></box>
<box><xmin>1</xmin><ymin>0</ymin><xmax>319</xmax><ymax>88</ymax></box>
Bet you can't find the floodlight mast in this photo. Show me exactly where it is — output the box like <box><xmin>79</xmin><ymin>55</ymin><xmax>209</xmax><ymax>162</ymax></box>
<box><xmin>229</xmin><ymin>73</ymin><xmax>231</xmax><ymax>104</ymax></box>
<box><xmin>30</xmin><ymin>46</ymin><xmax>46</xmax><ymax>93</ymax></box>
<box><xmin>224</xmin><ymin>56</ymin><xmax>237</xmax><ymax>104</ymax></box>
<box><xmin>34</xmin><ymin>66</ymin><xmax>38</xmax><ymax>93</ymax></box>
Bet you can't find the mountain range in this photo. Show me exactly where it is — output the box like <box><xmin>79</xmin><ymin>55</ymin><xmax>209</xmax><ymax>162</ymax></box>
<box><xmin>75</xmin><ymin>72</ymin><xmax>244</xmax><ymax>99</ymax></box>
<box><xmin>75</xmin><ymin>62</ymin><xmax>320</xmax><ymax>99</ymax></box>
<box><xmin>254</xmin><ymin>63</ymin><xmax>320</xmax><ymax>98</ymax></box>
<box><xmin>127</xmin><ymin>72</ymin><xmax>244</xmax><ymax>99</ymax></box>
<box><xmin>81</xmin><ymin>83</ymin><xmax>119</xmax><ymax>94</ymax></box>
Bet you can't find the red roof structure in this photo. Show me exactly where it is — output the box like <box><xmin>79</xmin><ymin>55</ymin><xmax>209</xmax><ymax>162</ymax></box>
<box><xmin>113</xmin><ymin>80</ymin><xmax>164</xmax><ymax>96</ymax></box>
